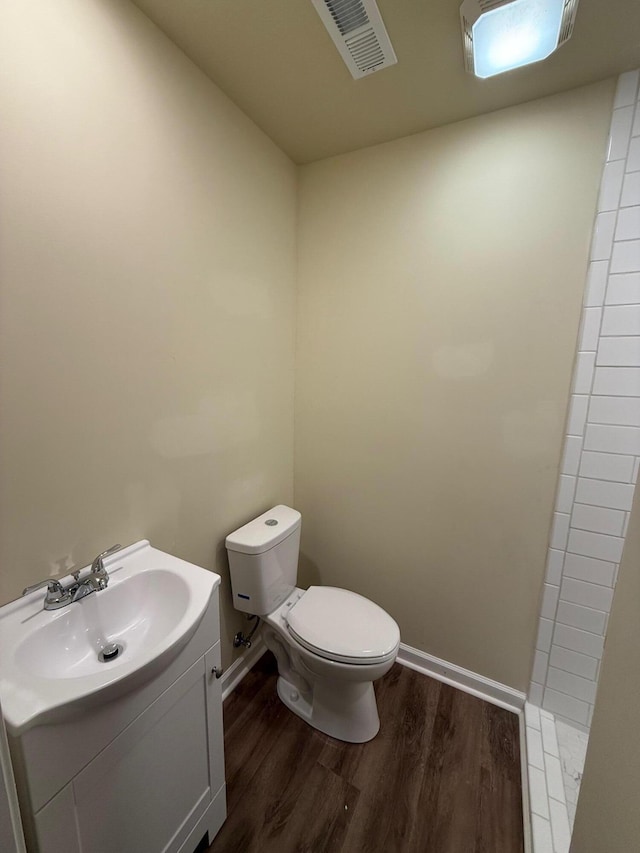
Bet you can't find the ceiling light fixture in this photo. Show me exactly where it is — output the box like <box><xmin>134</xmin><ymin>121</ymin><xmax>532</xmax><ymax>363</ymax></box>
<box><xmin>460</xmin><ymin>0</ymin><xmax>580</xmax><ymax>78</ymax></box>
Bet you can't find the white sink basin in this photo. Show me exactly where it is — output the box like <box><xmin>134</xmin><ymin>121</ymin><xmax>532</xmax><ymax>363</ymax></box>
<box><xmin>0</xmin><ymin>541</ymin><xmax>220</xmax><ymax>734</ymax></box>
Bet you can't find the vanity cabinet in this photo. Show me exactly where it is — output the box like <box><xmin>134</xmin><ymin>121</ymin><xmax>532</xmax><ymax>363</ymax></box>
<box><xmin>9</xmin><ymin>586</ymin><xmax>226</xmax><ymax>853</ymax></box>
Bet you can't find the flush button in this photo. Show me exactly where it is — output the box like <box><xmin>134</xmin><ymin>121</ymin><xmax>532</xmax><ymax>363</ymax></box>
<box><xmin>265</xmin><ymin>519</ymin><xmax>278</xmax><ymax>526</ymax></box>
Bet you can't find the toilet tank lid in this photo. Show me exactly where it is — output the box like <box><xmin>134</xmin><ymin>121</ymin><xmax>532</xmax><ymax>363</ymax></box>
<box><xmin>225</xmin><ymin>505</ymin><xmax>301</xmax><ymax>555</ymax></box>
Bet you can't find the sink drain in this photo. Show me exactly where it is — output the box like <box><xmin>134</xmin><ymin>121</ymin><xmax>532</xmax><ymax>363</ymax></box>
<box><xmin>98</xmin><ymin>642</ymin><xmax>123</xmax><ymax>662</ymax></box>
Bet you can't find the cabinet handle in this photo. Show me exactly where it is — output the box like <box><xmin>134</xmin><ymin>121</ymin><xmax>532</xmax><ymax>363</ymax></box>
<box><xmin>211</xmin><ymin>667</ymin><xmax>223</xmax><ymax>679</ymax></box>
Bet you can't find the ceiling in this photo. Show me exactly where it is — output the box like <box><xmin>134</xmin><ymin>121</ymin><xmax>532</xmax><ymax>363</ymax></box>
<box><xmin>132</xmin><ymin>0</ymin><xmax>640</xmax><ymax>164</ymax></box>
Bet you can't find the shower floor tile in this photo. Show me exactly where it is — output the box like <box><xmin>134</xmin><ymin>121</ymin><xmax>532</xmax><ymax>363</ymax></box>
<box><xmin>555</xmin><ymin>719</ymin><xmax>589</xmax><ymax>829</ymax></box>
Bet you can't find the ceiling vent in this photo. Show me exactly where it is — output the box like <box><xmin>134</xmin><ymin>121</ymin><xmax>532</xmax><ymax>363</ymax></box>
<box><xmin>310</xmin><ymin>0</ymin><xmax>397</xmax><ymax>79</ymax></box>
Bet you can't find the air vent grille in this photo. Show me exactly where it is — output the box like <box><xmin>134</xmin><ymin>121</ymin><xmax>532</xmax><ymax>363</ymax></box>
<box><xmin>558</xmin><ymin>0</ymin><xmax>579</xmax><ymax>44</ymax></box>
<box><xmin>347</xmin><ymin>28</ymin><xmax>386</xmax><ymax>73</ymax></box>
<box><xmin>461</xmin><ymin>14</ymin><xmax>474</xmax><ymax>74</ymax></box>
<box><xmin>325</xmin><ymin>0</ymin><xmax>369</xmax><ymax>36</ymax></box>
<box><xmin>311</xmin><ymin>0</ymin><xmax>397</xmax><ymax>79</ymax></box>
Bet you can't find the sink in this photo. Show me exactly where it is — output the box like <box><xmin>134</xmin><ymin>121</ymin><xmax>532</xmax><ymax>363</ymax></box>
<box><xmin>15</xmin><ymin>569</ymin><xmax>191</xmax><ymax>680</ymax></box>
<box><xmin>0</xmin><ymin>541</ymin><xmax>220</xmax><ymax>734</ymax></box>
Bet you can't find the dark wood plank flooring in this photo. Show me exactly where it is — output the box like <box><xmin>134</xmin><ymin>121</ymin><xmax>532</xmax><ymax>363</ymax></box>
<box><xmin>207</xmin><ymin>653</ymin><xmax>523</xmax><ymax>853</ymax></box>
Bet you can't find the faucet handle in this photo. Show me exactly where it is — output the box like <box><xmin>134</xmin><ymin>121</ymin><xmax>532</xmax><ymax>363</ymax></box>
<box><xmin>91</xmin><ymin>544</ymin><xmax>121</xmax><ymax>573</ymax></box>
<box><xmin>22</xmin><ymin>578</ymin><xmax>71</xmax><ymax>610</ymax></box>
<box><xmin>22</xmin><ymin>578</ymin><xmax>65</xmax><ymax>596</ymax></box>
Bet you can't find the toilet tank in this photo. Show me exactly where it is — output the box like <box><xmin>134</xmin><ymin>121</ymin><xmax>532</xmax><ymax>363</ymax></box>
<box><xmin>225</xmin><ymin>505</ymin><xmax>301</xmax><ymax>616</ymax></box>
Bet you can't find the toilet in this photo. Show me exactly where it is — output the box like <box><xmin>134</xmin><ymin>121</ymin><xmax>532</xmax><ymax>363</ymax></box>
<box><xmin>225</xmin><ymin>505</ymin><xmax>400</xmax><ymax>743</ymax></box>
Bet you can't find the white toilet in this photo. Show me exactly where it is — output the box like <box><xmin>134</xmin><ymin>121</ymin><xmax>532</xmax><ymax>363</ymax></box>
<box><xmin>225</xmin><ymin>504</ymin><xmax>400</xmax><ymax>743</ymax></box>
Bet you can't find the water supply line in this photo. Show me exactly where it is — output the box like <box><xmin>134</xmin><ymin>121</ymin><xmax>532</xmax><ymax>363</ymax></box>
<box><xmin>233</xmin><ymin>614</ymin><xmax>260</xmax><ymax>649</ymax></box>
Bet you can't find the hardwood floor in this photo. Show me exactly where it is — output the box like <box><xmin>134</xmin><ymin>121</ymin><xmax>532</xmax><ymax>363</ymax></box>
<box><xmin>207</xmin><ymin>653</ymin><xmax>524</xmax><ymax>853</ymax></box>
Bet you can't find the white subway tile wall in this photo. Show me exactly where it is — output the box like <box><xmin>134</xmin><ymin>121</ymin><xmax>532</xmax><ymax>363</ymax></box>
<box><xmin>607</xmin><ymin>105</ymin><xmax>634</xmax><ymax>161</ymax></box>
<box><xmin>590</xmin><ymin>211</ymin><xmax>616</xmax><ymax>260</ymax></box>
<box><xmin>610</xmin><ymin>239</ymin><xmax>640</xmax><ymax>273</ymax></box>
<box><xmin>620</xmin><ymin>174</ymin><xmax>640</xmax><ymax>209</ymax></box>
<box><xmin>596</xmin><ymin>336</ymin><xmax>640</xmax><ymax>366</ymax></box>
<box><xmin>560</xmin><ymin>435</ymin><xmax>583</xmax><ymax>474</ymax></box>
<box><xmin>545</xmin><ymin>549</ymin><xmax>565</xmax><ymax>584</ymax></box>
<box><xmin>572</xmin><ymin>352</ymin><xmax>596</xmax><ymax>394</ymax></box>
<box><xmin>578</xmin><ymin>449</ymin><xmax>635</xmax><ymax>481</ymax></box>
<box><xmin>583</xmin><ymin>422</ymin><xmax>640</xmax><ymax>454</ymax></box>
<box><xmin>562</xmin><ymin>552</ymin><xmax>616</xmax><ymax>586</ymax></box>
<box><xmin>549</xmin><ymin>798</ymin><xmax>572</xmax><ymax>853</ymax></box>
<box><xmin>628</xmin><ymin>137</ymin><xmax>640</xmax><ymax>171</ymax></box>
<box><xmin>597</xmin><ymin>160</ymin><xmax>625</xmax><ymax>212</ymax></box>
<box><xmin>570</xmin><ymin>503</ymin><xmax>625</xmax><ymax>536</ymax></box>
<box><xmin>615</xmin><ymin>205</ymin><xmax>640</xmax><ymax>240</ymax></box>
<box><xmin>588</xmin><ymin>395</ymin><xmax>640</xmax><ymax>426</ymax></box>
<box><xmin>574</xmin><ymin>476</ymin><xmax>635</xmax><ymax>510</ymax></box>
<box><xmin>541</xmin><ymin>584</ymin><xmax>560</xmax><ymax>619</ymax></box>
<box><xmin>526</xmin><ymin>704</ymin><xmax>573</xmax><ymax>853</ymax></box>
<box><xmin>554</xmin><ymin>601</ymin><xmax>606</xmax><ymax>634</ymax></box>
<box><xmin>549</xmin><ymin>646</ymin><xmax>598</xmax><ymax>680</ymax></box>
<box><xmin>584</xmin><ymin>261</ymin><xmax>608</xmax><ymax>306</ymax></box>
<box><xmin>550</xmin><ymin>512</ymin><xmax>571</xmax><ymax>549</ymax></box>
<box><xmin>566</xmin><ymin>397</ymin><xmax>589</xmax><ymax>436</ymax></box>
<box><xmin>529</xmin><ymin>70</ymin><xmax>640</xmax><ymax>731</ymax></box>
<box><xmin>565</xmin><ymin>528</ymin><xmax>624</xmax><ymax>562</ymax></box>
<box><xmin>579</xmin><ymin>307</ymin><xmax>602</xmax><ymax>350</ymax></box>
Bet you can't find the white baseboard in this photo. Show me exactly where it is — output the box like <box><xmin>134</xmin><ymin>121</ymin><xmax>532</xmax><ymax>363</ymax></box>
<box><xmin>219</xmin><ymin>636</ymin><xmax>267</xmax><ymax>702</ymax></box>
<box><xmin>221</xmin><ymin>638</ymin><xmax>526</xmax><ymax>713</ymax></box>
<box><xmin>396</xmin><ymin>642</ymin><xmax>526</xmax><ymax>714</ymax></box>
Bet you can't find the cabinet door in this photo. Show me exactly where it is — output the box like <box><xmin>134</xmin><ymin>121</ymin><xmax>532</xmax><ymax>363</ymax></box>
<box><xmin>33</xmin><ymin>786</ymin><xmax>80</xmax><ymax>853</ymax></box>
<box><xmin>0</xmin><ymin>704</ymin><xmax>25</xmax><ymax>853</ymax></box>
<box><xmin>204</xmin><ymin>643</ymin><xmax>225</xmax><ymax>800</ymax></box>
<box><xmin>71</xmin><ymin>656</ymin><xmax>213</xmax><ymax>853</ymax></box>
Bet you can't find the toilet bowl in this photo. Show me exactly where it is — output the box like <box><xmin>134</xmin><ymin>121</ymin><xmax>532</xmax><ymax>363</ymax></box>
<box><xmin>225</xmin><ymin>505</ymin><xmax>400</xmax><ymax>743</ymax></box>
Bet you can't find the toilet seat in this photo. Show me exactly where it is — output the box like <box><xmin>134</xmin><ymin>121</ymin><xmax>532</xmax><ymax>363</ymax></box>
<box><xmin>286</xmin><ymin>586</ymin><xmax>400</xmax><ymax>665</ymax></box>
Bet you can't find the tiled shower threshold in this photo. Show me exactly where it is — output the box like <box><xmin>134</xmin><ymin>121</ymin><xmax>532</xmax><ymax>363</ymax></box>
<box><xmin>524</xmin><ymin>702</ymin><xmax>589</xmax><ymax>853</ymax></box>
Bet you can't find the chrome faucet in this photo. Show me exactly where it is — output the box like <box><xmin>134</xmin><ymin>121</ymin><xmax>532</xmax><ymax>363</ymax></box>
<box><xmin>22</xmin><ymin>544</ymin><xmax>122</xmax><ymax>610</ymax></box>
<box><xmin>21</xmin><ymin>578</ymin><xmax>71</xmax><ymax>610</ymax></box>
<box><xmin>70</xmin><ymin>544</ymin><xmax>120</xmax><ymax>602</ymax></box>
<box><xmin>91</xmin><ymin>544</ymin><xmax>120</xmax><ymax>586</ymax></box>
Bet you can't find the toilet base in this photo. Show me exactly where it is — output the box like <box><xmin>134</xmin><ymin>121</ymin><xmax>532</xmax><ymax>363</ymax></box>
<box><xmin>276</xmin><ymin>674</ymin><xmax>380</xmax><ymax>743</ymax></box>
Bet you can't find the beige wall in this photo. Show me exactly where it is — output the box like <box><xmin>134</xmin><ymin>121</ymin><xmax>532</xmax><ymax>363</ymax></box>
<box><xmin>0</xmin><ymin>0</ymin><xmax>297</xmax><ymax>666</ymax></box>
<box><xmin>570</xmin><ymin>488</ymin><xmax>640</xmax><ymax>852</ymax></box>
<box><xmin>0</xmin><ymin>0</ymin><xmax>619</xmax><ymax>695</ymax></box>
<box><xmin>295</xmin><ymin>81</ymin><xmax>615</xmax><ymax>691</ymax></box>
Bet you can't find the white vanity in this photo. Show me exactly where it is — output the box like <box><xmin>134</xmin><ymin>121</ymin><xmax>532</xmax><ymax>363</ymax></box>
<box><xmin>0</xmin><ymin>541</ymin><xmax>226</xmax><ymax>853</ymax></box>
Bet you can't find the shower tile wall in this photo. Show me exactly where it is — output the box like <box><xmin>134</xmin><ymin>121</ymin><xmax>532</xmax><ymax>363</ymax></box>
<box><xmin>529</xmin><ymin>69</ymin><xmax>640</xmax><ymax>728</ymax></box>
